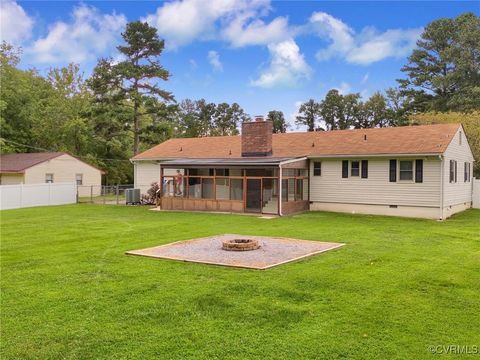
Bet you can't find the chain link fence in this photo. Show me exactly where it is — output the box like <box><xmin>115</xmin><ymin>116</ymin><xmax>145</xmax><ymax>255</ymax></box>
<box><xmin>77</xmin><ymin>185</ymin><xmax>133</xmax><ymax>205</ymax></box>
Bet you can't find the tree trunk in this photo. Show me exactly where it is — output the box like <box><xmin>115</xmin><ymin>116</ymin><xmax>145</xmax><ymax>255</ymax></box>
<box><xmin>133</xmin><ymin>99</ymin><xmax>139</xmax><ymax>155</ymax></box>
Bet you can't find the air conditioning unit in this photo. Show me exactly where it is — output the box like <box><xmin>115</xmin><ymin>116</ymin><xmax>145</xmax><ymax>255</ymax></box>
<box><xmin>125</xmin><ymin>188</ymin><xmax>140</xmax><ymax>205</ymax></box>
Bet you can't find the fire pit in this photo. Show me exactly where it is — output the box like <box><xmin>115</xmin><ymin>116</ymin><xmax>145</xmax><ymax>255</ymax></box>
<box><xmin>222</xmin><ymin>238</ymin><xmax>260</xmax><ymax>251</ymax></box>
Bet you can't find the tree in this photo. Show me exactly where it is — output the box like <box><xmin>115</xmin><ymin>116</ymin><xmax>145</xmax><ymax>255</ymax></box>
<box><xmin>211</xmin><ymin>102</ymin><xmax>249</xmax><ymax>136</ymax></box>
<box><xmin>319</xmin><ymin>90</ymin><xmax>361</xmax><ymax>130</ymax></box>
<box><xmin>266</xmin><ymin>110</ymin><xmax>288</xmax><ymax>133</ymax></box>
<box><xmin>409</xmin><ymin>112</ymin><xmax>480</xmax><ymax>177</ymax></box>
<box><xmin>398</xmin><ymin>12</ymin><xmax>480</xmax><ymax>112</ymax></box>
<box><xmin>88</xmin><ymin>21</ymin><xmax>174</xmax><ymax>155</ymax></box>
<box><xmin>385</xmin><ymin>87</ymin><xmax>411</xmax><ymax>126</ymax></box>
<box><xmin>296</xmin><ymin>99</ymin><xmax>320</xmax><ymax>131</ymax></box>
<box><xmin>362</xmin><ymin>92</ymin><xmax>391</xmax><ymax>128</ymax></box>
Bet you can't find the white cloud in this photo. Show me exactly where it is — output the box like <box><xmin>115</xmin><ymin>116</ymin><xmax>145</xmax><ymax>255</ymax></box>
<box><xmin>28</xmin><ymin>4</ymin><xmax>126</xmax><ymax>64</ymax></box>
<box><xmin>250</xmin><ymin>39</ymin><xmax>311</xmax><ymax>88</ymax></box>
<box><xmin>310</xmin><ymin>11</ymin><xmax>355</xmax><ymax>61</ymax></box>
<box><xmin>310</xmin><ymin>12</ymin><xmax>421</xmax><ymax>65</ymax></box>
<box><xmin>0</xmin><ymin>0</ymin><xmax>34</xmax><ymax>44</ymax></box>
<box><xmin>222</xmin><ymin>13</ymin><xmax>291</xmax><ymax>47</ymax></box>
<box><xmin>144</xmin><ymin>0</ymin><xmax>272</xmax><ymax>49</ymax></box>
<box><xmin>347</xmin><ymin>28</ymin><xmax>421</xmax><ymax>65</ymax></box>
<box><xmin>208</xmin><ymin>50</ymin><xmax>223</xmax><ymax>71</ymax></box>
<box><xmin>335</xmin><ymin>81</ymin><xmax>351</xmax><ymax>95</ymax></box>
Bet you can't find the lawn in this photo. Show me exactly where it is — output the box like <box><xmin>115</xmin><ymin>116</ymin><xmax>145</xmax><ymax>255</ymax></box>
<box><xmin>1</xmin><ymin>205</ymin><xmax>479</xmax><ymax>359</ymax></box>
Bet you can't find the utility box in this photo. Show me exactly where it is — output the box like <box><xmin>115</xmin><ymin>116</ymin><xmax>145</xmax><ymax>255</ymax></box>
<box><xmin>125</xmin><ymin>188</ymin><xmax>141</xmax><ymax>205</ymax></box>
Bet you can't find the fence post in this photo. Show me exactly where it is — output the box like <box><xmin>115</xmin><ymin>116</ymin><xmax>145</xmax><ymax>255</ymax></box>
<box><xmin>116</xmin><ymin>184</ymin><xmax>119</xmax><ymax>205</ymax></box>
<box><xmin>103</xmin><ymin>185</ymin><xmax>106</xmax><ymax>205</ymax></box>
<box><xmin>90</xmin><ymin>185</ymin><xmax>93</xmax><ymax>203</ymax></box>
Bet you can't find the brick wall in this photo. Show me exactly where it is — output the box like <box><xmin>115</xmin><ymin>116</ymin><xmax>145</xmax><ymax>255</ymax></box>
<box><xmin>241</xmin><ymin>120</ymin><xmax>273</xmax><ymax>157</ymax></box>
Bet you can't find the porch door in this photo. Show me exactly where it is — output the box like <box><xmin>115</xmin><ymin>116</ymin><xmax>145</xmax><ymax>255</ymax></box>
<box><xmin>246</xmin><ymin>179</ymin><xmax>262</xmax><ymax>213</ymax></box>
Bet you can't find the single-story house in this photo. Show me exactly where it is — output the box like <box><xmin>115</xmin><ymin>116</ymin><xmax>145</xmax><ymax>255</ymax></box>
<box><xmin>0</xmin><ymin>152</ymin><xmax>103</xmax><ymax>196</ymax></box>
<box><xmin>131</xmin><ymin>118</ymin><xmax>475</xmax><ymax>219</ymax></box>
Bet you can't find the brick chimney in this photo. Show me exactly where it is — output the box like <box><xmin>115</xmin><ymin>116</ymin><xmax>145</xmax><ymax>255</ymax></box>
<box><xmin>241</xmin><ymin>116</ymin><xmax>273</xmax><ymax>157</ymax></box>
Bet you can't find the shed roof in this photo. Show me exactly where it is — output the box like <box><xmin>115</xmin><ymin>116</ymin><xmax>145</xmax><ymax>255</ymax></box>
<box><xmin>132</xmin><ymin>124</ymin><xmax>460</xmax><ymax>161</ymax></box>
<box><xmin>0</xmin><ymin>152</ymin><xmax>104</xmax><ymax>173</ymax></box>
<box><xmin>0</xmin><ymin>152</ymin><xmax>64</xmax><ymax>173</ymax></box>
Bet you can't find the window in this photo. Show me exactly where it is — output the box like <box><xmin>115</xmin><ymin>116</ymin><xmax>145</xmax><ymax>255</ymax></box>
<box><xmin>449</xmin><ymin>160</ymin><xmax>457</xmax><ymax>183</ymax></box>
<box><xmin>464</xmin><ymin>162</ymin><xmax>471</xmax><ymax>182</ymax></box>
<box><xmin>351</xmin><ymin>161</ymin><xmax>360</xmax><ymax>177</ymax></box>
<box><xmin>399</xmin><ymin>161</ymin><xmax>413</xmax><ymax>181</ymax></box>
<box><xmin>215</xmin><ymin>169</ymin><xmax>230</xmax><ymax>176</ymax></box>
<box><xmin>45</xmin><ymin>173</ymin><xmax>54</xmax><ymax>183</ymax></box>
<box><xmin>313</xmin><ymin>162</ymin><xmax>321</xmax><ymax>176</ymax></box>
<box><xmin>459</xmin><ymin>131</ymin><xmax>462</xmax><ymax>145</ymax></box>
<box><xmin>75</xmin><ymin>174</ymin><xmax>83</xmax><ymax>186</ymax></box>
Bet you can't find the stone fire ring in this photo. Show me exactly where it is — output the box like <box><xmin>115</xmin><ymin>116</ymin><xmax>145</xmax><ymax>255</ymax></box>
<box><xmin>222</xmin><ymin>238</ymin><xmax>260</xmax><ymax>251</ymax></box>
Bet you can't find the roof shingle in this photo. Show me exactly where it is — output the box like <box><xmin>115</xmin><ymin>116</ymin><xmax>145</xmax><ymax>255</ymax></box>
<box><xmin>0</xmin><ymin>152</ymin><xmax>64</xmax><ymax>173</ymax></box>
<box><xmin>132</xmin><ymin>123</ymin><xmax>460</xmax><ymax>160</ymax></box>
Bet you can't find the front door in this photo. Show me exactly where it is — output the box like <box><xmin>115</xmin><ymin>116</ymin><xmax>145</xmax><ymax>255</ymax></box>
<box><xmin>246</xmin><ymin>179</ymin><xmax>261</xmax><ymax>213</ymax></box>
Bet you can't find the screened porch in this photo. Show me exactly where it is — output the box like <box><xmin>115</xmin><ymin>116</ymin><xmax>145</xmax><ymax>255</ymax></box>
<box><xmin>158</xmin><ymin>158</ymin><xmax>309</xmax><ymax>215</ymax></box>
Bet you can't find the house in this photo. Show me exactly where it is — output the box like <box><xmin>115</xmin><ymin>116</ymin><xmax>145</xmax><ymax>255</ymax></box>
<box><xmin>131</xmin><ymin>118</ymin><xmax>475</xmax><ymax>219</ymax></box>
<box><xmin>0</xmin><ymin>152</ymin><xmax>103</xmax><ymax>196</ymax></box>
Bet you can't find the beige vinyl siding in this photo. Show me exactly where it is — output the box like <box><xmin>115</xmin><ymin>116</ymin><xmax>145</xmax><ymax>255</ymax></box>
<box><xmin>309</xmin><ymin>157</ymin><xmax>441</xmax><ymax>207</ymax></box>
<box><xmin>24</xmin><ymin>154</ymin><xmax>102</xmax><ymax>196</ymax></box>
<box><xmin>0</xmin><ymin>173</ymin><xmax>25</xmax><ymax>185</ymax></box>
<box><xmin>442</xmin><ymin>126</ymin><xmax>475</xmax><ymax>207</ymax></box>
<box><xmin>134</xmin><ymin>161</ymin><xmax>160</xmax><ymax>194</ymax></box>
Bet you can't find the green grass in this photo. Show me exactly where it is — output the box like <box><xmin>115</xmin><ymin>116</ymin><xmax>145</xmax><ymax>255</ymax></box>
<box><xmin>1</xmin><ymin>205</ymin><xmax>479</xmax><ymax>359</ymax></box>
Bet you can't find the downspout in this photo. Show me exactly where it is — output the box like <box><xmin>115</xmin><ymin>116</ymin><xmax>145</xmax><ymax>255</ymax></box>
<box><xmin>279</xmin><ymin>164</ymin><xmax>283</xmax><ymax>216</ymax></box>
<box><xmin>439</xmin><ymin>155</ymin><xmax>444</xmax><ymax>220</ymax></box>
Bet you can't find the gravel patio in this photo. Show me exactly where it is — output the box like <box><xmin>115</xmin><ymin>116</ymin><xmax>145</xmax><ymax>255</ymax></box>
<box><xmin>126</xmin><ymin>234</ymin><xmax>345</xmax><ymax>269</ymax></box>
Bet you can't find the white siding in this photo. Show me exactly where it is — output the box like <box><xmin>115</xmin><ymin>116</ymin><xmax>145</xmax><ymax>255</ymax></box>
<box><xmin>134</xmin><ymin>161</ymin><xmax>160</xmax><ymax>194</ymax></box>
<box><xmin>309</xmin><ymin>157</ymin><xmax>441</xmax><ymax>207</ymax></box>
<box><xmin>23</xmin><ymin>154</ymin><xmax>102</xmax><ymax>197</ymax></box>
<box><xmin>442</xmin><ymin>126</ymin><xmax>475</xmax><ymax>207</ymax></box>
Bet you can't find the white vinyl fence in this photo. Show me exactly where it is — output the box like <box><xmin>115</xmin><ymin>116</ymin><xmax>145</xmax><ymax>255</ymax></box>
<box><xmin>0</xmin><ymin>182</ymin><xmax>77</xmax><ymax>210</ymax></box>
<box><xmin>473</xmin><ymin>179</ymin><xmax>480</xmax><ymax>209</ymax></box>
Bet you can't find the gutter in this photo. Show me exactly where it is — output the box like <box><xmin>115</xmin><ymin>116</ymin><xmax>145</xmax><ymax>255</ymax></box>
<box><xmin>307</xmin><ymin>153</ymin><xmax>442</xmax><ymax>159</ymax></box>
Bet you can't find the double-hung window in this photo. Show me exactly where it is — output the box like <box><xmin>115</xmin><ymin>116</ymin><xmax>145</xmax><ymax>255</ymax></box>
<box><xmin>464</xmin><ymin>162</ymin><xmax>471</xmax><ymax>182</ymax></box>
<box><xmin>399</xmin><ymin>160</ymin><xmax>413</xmax><ymax>181</ymax></box>
<box><xmin>350</xmin><ymin>161</ymin><xmax>360</xmax><ymax>177</ymax></box>
<box><xmin>76</xmin><ymin>174</ymin><xmax>83</xmax><ymax>186</ymax></box>
<box><xmin>313</xmin><ymin>162</ymin><xmax>321</xmax><ymax>176</ymax></box>
<box><xmin>449</xmin><ymin>160</ymin><xmax>457</xmax><ymax>183</ymax></box>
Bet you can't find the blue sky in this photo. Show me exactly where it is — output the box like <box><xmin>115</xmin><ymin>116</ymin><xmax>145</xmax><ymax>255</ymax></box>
<box><xmin>2</xmin><ymin>1</ymin><xmax>478</xmax><ymax>128</ymax></box>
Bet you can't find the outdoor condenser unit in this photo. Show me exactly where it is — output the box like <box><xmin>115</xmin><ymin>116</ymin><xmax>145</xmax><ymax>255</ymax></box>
<box><xmin>125</xmin><ymin>188</ymin><xmax>141</xmax><ymax>205</ymax></box>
